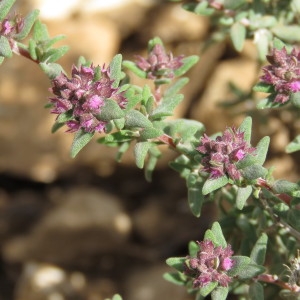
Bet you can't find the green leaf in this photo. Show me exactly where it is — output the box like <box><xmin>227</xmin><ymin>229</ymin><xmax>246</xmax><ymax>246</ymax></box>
<box><xmin>116</xmin><ymin>141</ymin><xmax>131</xmax><ymax>162</ymax></box>
<box><xmin>125</xmin><ymin>110</ymin><xmax>152</xmax><ymax>129</ymax></box>
<box><xmin>272</xmin><ymin>37</ymin><xmax>286</xmax><ymax>50</ymax></box>
<box><xmin>0</xmin><ymin>0</ymin><xmax>16</xmax><ymax>21</ymax></box>
<box><xmin>236</xmin><ymin>154</ymin><xmax>258</xmax><ymax>169</ymax></box>
<box><xmin>272</xmin><ymin>25</ymin><xmax>300</xmax><ymax>42</ymax></box>
<box><xmin>164</xmin><ymin>77</ymin><xmax>189</xmax><ymax>98</ymax></box>
<box><xmin>255</xmin><ymin>136</ymin><xmax>270</xmax><ymax>165</ymax></box>
<box><xmin>43</xmin><ymin>45</ymin><xmax>69</xmax><ymax>63</ymax></box>
<box><xmin>193</xmin><ymin>2</ymin><xmax>214</xmax><ymax>16</ymax></box>
<box><xmin>188</xmin><ymin>187</ymin><xmax>205</xmax><ymax>217</ymax></box>
<box><xmin>165</xmin><ymin>257</ymin><xmax>186</xmax><ymax>272</ymax></box>
<box><xmin>204</xmin><ymin>229</ymin><xmax>218</xmax><ymax>245</ymax></box>
<box><xmin>147</xmin><ymin>36</ymin><xmax>163</xmax><ymax>51</ymax></box>
<box><xmin>109</xmin><ymin>54</ymin><xmax>123</xmax><ymax>88</ymax></box>
<box><xmin>211</xmin><ymin>286</ymin><xmax>229</xmax><ymax>300</ymax></box>
<box><xmin>140</xmin><ymin>126</ymin><xmax>162</xmax><ymax>140</ymax></box>
<box><xmin>241</xmin><ymin>164</ymin><xmax>268</xmax><ymax>181</ymax></box>
<box><xmin>236</xmin><ymin>186</ymin><xmax>252</xmax><ymax>210</ymax></box>
<box><xmin>173</xmin><ymin>55</ymin><xmax>199</xmax><ymax>77</ymax></box>
<box><xmin>238</xmin><ymin>116</ymin><xmax>252</xmax><ymax>143</ymax></box>
<box><xmin>290</xmin><ymin>92</ymin><xmax>300</xmax><ymax>108</ymax></box>
<box><xmin>144</xmin><ymin>146</ymin><xmax>161</xmax><ymax>182</ymax></box>
<box><xmin>200</xmin><ymin>282</ymin><xmax>218</xmax><ymax>297</ymax></box>
<box><xmin>111</xmin><ymin>295</ymin><xmax>122</xmax><ymax>300</ymax></box>
<box><xmin>70</xmin><ymin>130</ymin><xmax>94</xmax><ymax>158</ymax></box>
<box><xmin>287</xmin><ymin>209</ymin><xmax>300</xmax><ymax>231</ymax></box>
<box><xmin>272</xmin><ymin>180</ymin><xmax>300</xmax><ymax>195</ymax></box>
<box><xmin>202</xmin><ymin>176</ymin><xmax>229</xmax><ymax>195</ymax></box>
<box><xmin>33</xmin><ymin>20</ymin><xmax>50</xmax><ymax>41</ymax></box>
<box><xmin>286</xmin><ymin>135</ymin><xmax>300</xmax><ymax>153</ymax></box>
<box><xmin>250</xmin><ymin>233</ymin><xmax>268</xmax><ymax>265</ymax></box>
<box><xmin>253</xmin><ymin>82</ymin><xmax>274</xmax><ymax>93</ymax></box>
<box><xmin>123</xmin><ymin>85</ymin><xmax>142</xmax><ymax>112</ymax></box>
<box><xmin>230</xmin><ymin>22</ymin><xmax>246</xmax><ymax>51</ymax></box>
<box><xmin>98</xmin><ymin>130</ymin><xmax>133</xmax><ymax>146</ymax></box>
<box><xmin>14</xmin><ymin>9</ymin><xmax>39</xmax><ymax>40</ymax></box>
<box><xmin>235</xmin><ymin>264</ymin><xmax>266</xmax><ymax>279</ymax></box>
<box><xmin>249</xmin><ymin>282</ymin><xmax>264</xmax><ymax>300</ymax></box>
<box><xmin>0</xmin><ymin>36</ymin><xmax>12</xmax><ymax>58</ymax></box>
<box><xmin>51</xmin><ymin>110</ymin><xmax>73</xmax><ymax>133</ymax></box>
<box><xmin>28</xmin><ymin>39</ymin><xmax>37</xmax><ymax>60</ymax></box>
<box><xmin>255</xmin><ymin>28</ymin><xmax>272</xmax><ymax>61</ymax></box>
<box><xmin>134</xmin><ymin>141</ymin><xmax>153</xmax><ymax>169</ymax></box>
<box><xmin>211</xmin><ymin>222</ymin><xmax>227</xmax><ymax>248</ymax></box>
<box><xmin>256</xmin><ymin>95</ymin><xmax>286</xmax><ymax>109</ymax></box>
<box><xmin>189</xmin><ymin>241</ymin><xmax>199</xmax><ymax>257</ymax></box>
<box><xmin>122</xmin><ymin>60</ymin><xmax>147</xmax><ymax>78</ymax></box>
<box><xmin>227</xmin><ymin>256</ymin><xmax>251</xmax><ymax>276</ymax></box>
<box><xmin>165</xmin><ymin>119</ymin><xmax>205</xmax><ymax>142</ymax></box>
<box><xmin>0</xmin><ymin>56</ymin><xmax>4</xmax><ymax>65</ymax></box>
<box><xmin>163</xmin><ymin>272</ymin><xmax>186</xmax><ymax>286</ymax></box>
<box><xmin>224</xmin><ymin>0</ymin><xmax>246</xmax><ymax>10</ymax></box>
<box><xmin>98</xmin><ymin>99</ymin><xmax>125</xmax><ymax>121</ymax></box>
<box><xmin>39</xmin><ymin>62</ymin><xmax>64</xmax><ymax>79</ymax></box>
<box><xmin>150</xmin><ymin>94</ymin><xmax>183</xmax><ymax>120</ymax></box>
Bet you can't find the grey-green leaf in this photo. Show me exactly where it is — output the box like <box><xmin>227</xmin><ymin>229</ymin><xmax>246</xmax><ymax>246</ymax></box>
<box><xmin>173</xmin><ymin>55</ymin><xmax>199</xmax><ymax>77</ymax></box>
<box><xmin>98</xmin><ymin>99</ymin><xmax>125</xmax><ymax>121</ymax></box>
<box><xmin>0</xmin><ymin>36</ymin><xmax>12</xmax><ymax>58</ymax></box>
<box><xmin>134</xmin><ymin>141</ymin><xmax>153</xmax><ymax>169</ymax></box>
<box><xmin>255</xmin><ymin>136</ymin><xmax>270</xmax><ymax>165</ymax></box>
<box><xmin>188</xmin><ymin>187</ymin><xmax>205</xmax><ymax>217</ymax></box>
<box><xmin>0</xmin><ymin>0</ymin><xmax>16</xmax><ymax>21</ymax></box>
<box><xmin>236</xmin><ymin>186</ymin><xmax>252</xmax><ymax>210</ymax></box>
<box><xmin>14</xmin><ymin>9</ymin><xmax>39</xmax><ymax>40</ymax></box>
<box><xmin>202</xmin><ymin>176</ymin><xmax>229</xmax><ymax>195</ymax></box>
<box><xmin>211</xmin><ymin>286</ymin><xmax>229</xmax><ymax>300</ymax></box>
<box><xmin>249</xmin><ymin>282</ymin><xmax>264</xmax><ymax>300</ymax></box>
<box><xmin>70</xmin><ymin>130</ymin><xmax>94</xmax><ymax>158</ymax></box>
<box><xmin>39</xmin><ymin>62</ymin><xmax>64</xmax><ymax>79</ymax></box>
<box><xmin>250</xmin><ymin>233</ymin><xmax>268</xmax><ymax>265</ymax></box>
<box><xmin>165</xmin><ymin>257</ymin><xmax>186</xmax><ymax>272</ymax></box>
<box><xmin>286</xmin><ymin>135</ymin><xmax>300</xmax><ymax>153</ymax></box>
<box><xmin>125</xmin><ymin>110</ymin><xmax>152</xmax><ymax>129</ymax></box>
<box><xmin>230</xmin><ymin>22</ymin><xmax>246</xmax><ymax>51</ymax></box>
<box><xmin>109</xmin><ymin>54</ymin><xmax>123</xmax><ymax>88</ymax></box>
<box><xmin>238</xmin><ymin>116</ymin><xmax>252</xmax><ymax>143</ymax></box>
<box><xmin>211</xmin><ymin>222</ymin><xmax>227</xmax><ymax>248</ymax></box>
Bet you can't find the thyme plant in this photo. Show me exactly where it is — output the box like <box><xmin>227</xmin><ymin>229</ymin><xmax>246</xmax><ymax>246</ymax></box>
<box><xmin>2</xmin><ymin>0</ymin><xmax>300</xmax><ymax>299</ymax></box>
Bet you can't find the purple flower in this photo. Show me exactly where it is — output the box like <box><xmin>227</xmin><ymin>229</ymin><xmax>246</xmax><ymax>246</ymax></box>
<box><xmin>197</xmin><ymin>127</ymin><xmax>255</xmax><ymax>180</ymax></box>
<box><xmin>135</xmin><ymin>44</ymin><xmax>184</xmax><ymax>80</ymax></box>
<box><xmin>260</xmin><ymin>47</ymin><xmax>300</xmax><ymax>103</ymax></box>
<box><xmin>0</xmin><ymin>15</ymin><xmax>24</xmax><ymax>38</ymax></box>
<box><xmin>185</xmin><ymin>240</ymin><xmax>234</xmax><ymax>288</ymax></box>
<box><xmin>49</xmin><ymin>64</ymin><xmax>126</xmax><ymax>133</ymax></box>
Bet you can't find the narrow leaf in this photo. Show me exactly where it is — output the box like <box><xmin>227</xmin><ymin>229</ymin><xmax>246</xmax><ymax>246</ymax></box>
<box><xmin>250</xmin><ymin>233</ymin><xmax>268</xmax><ymax>265</ymax></box>
<box><xmin>249</xmin><ymin>282</ymin><xmax>264</xmax><ymax>300</ymax></box>
<box><xmin>14</xmin><ymin>9</ymin><xmax>39</xmax><ymax>40</ymax></box>
<box><xmin>33</xmin><ymin>20</ymin><xmax>49</xmax><ymax>41</ymax></box>
<box><xmin>230</xmin><ymin>22</ymin><xmax>246</xmax><ymax>51</ymax></box>
<box><xmin>188</xmin><ymin>187</ymin><xmax>204</xmax><ymax>217</ymax></box>
<box><xmin>238</xmin><ymin>116</ymin><xmax>252</xmax><ymax>143</ymax></box>
<box><xmin>122</xmin><ymin>60</ymin><xmax>147</xmax><ymax>78</ymax></box>
<box><xmin>173</xmin><ymin>55</ymin><xmax>199</xmax><ymax>77</ymax></box>
<box><xmin>200</xmin><ymin>282</ymin><xmax>218</xmax><ymax>297</ymax></box>
<box><xmin>98</xmin><ymin>99</ymin><xmax>124</xmax><ymax>121</ymax></box>
<box><xmin>134</xmin><ymin>142</ymin><xmax>153</xmax><ymax>169</ymax></box>
<box><xmin>39</xmin><ymin>62</ymin><xmax>64</xmax><ymax>79</ymax></box>
<box><xmin>0</xmin><ymin>36</ymin><xmax>12</xmax><ymax>58</ymax></box>
<box><xmin>109</xmin><ymin>54</ymin><xmax>123</xmax><ymax>88</ymax></box>
<box><xmin>70</xmin><ymin>130</ymin><xmax>94</xmax><ymax>158</ymax></box>
<box><xmin>164</xmin><ymin>77</ymin><xmax>189</xmax><ymax>98</ymax></box>
<box><xmin>44</xmin><ymin>45</ymin><xmax>69</xmax><ymax>63</ymax></box>
<box><xmin>236</xmin><ymin>186</ymin><xmax>252</xmax><ymax>210</ymax></box>
<box><xmin>211</xmin><ymin>222</ymin><xmax>227</xmax><ymax>248</ymax></box>
<box><xmin>255</xmin><ymin>136</ymin><xmax>270</xmax><ymax>165</ymax></box>
<box><xmin>211</xmin><ymin>286</ymin><xmax>229</xmax><ymax>300</ymax></box>
<box><xmin>202</xmin><ymin>176</ymin><xmax>229</xmax><ymax>195</ymax></box>
<box><xmin>286</xmin><ymin>135</ymin><xmax>300</xmax><ymax>153</ymax></box>
<box><xmin>0</xmin><ymin>0</ymin><xmax>16</xmax><ymax>21</ymax></box>
<box><xmin>253</xmin><ymin>82</ymin><xmax>274</xmax><ymax>93</ymax></box>
<box><xmin>163</xmin><ymin>272</ymin><xmax>185</xmax><ymax>286</ymax></box>
<box><xmin>165</xmin><ymin>257</ymin><xmax>186</xmax><ymax>272</ymax></box>
<box><xmin>125</xmin><ymin>110</ymin><xmax>152</xmax><ymax>129</ymax></box>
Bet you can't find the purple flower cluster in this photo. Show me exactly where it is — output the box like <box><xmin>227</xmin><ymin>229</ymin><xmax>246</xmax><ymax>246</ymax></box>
<box><xmin>197</xmin><ymin>127</ymin><xmax>255</xmax><ymax>180</ymax></box>
<box><xmin>135</xmin><ymin>44</ymin><xmax>184</xmax><ymax>80</ymax></box>
<box><xmin>0</xmin><ymin>14</ymin><xmax>24</xmax><ymax>38</ymax></box>
<box><xmin>49</xmin><ymin>64</ymin><xmax>126</xmax><ymax>133</ymax></box>
<box><xmin>185</xmin><ymin>240</ymin><xmax>234</xmax><ymax>288</ymax></box>
<box><xmin>261</xmin><ymin>47</ymin><xmax>300</xmax><ymax>103</ymax></box>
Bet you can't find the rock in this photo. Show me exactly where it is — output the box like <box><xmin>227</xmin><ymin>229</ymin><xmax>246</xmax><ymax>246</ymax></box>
<box><xmin>3</xmin><ymin>188</ymin><xmax>132</xmax><ymax>266</ymax></box>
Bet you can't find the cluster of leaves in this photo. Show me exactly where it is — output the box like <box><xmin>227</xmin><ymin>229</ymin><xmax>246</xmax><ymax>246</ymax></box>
<box><xmin>171</xmin><ymin>0</ymin><xmax>300</xmax><ymax>60</ymax></box>
<box><xmin>0</xmin><ymin>0</ymin><xmax>68</xmax><ymax>78</ymax></box>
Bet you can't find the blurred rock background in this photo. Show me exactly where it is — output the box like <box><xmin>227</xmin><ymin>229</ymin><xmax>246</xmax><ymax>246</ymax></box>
<box><xmin>0</xmin><ymin>0</ymin><xmax>299</xmax><ymax>299</ymax></box>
